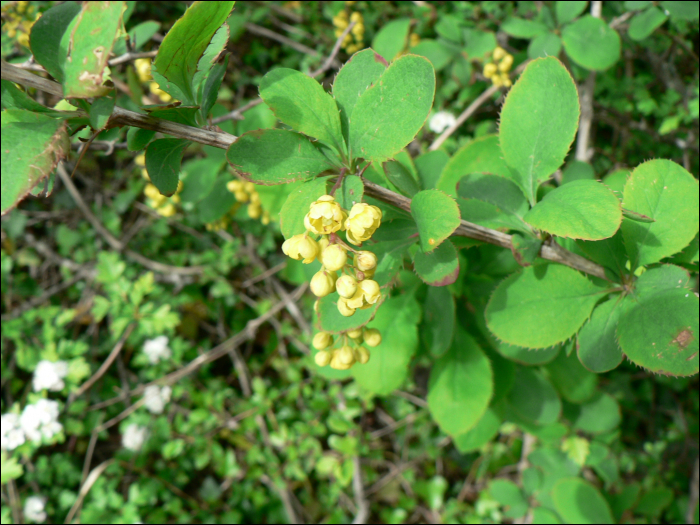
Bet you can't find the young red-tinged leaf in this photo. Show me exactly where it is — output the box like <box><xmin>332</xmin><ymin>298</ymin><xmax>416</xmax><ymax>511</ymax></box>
<box><xmin>427</xmin><ymin>327</ymin><xmax>493</xmax><ymax>436</ymax></box>
<box><xmin>62</xmin><ymin>2</ymin><xmax>126</xmax><ymax>98</ymax></box>
<box><xmin>349</xmin><ymin>54</ymin><xmax>435</xmax><ymax>163</ymax></box>
<box><xmin>622</xmin><ymin>159</ymin><xmax>699</xmax><ymax>268</ymax></box>
<box><xmin>413</xmin><ymin>240</ymin><xmax>460</xmax><ymax>286</ymax></box>
<box><xmin>552</xmin><ymin>478</ymin><xmax>614</xmax><ymax>524</ymax></box>
<box><xmin>154</xmin><ymin>1</ymin><xmax>234</xmax><ymax>104</ymax></box>
<box><xmin>485</xmin><ymin>264</ymin><xmax>605</xmax><ymax>349</ymax></box>
<box><xmin>562</xmin><ymin>15</ymin><xmax>621</xmax><ymax>71</ymax></box>
<box><xmin>145</xmin><ymin>138</ymin><xmax>191</xmax><ymax>196</ymax></box>
<box><xmin>411</xmin><ymin>189</ymin><xmax>460</xmax><ymax>252</ymax></box>
<box><xmin>524</xmin><ymin>180</ymin><xmax>622</xmax><ymax>240</ymax></box>
<box><xmin>506</xmin><ymin>367</ymin><xmax>561</xmax><ymax>425</ymax></box>
<box><xmin>577</xmin><ymin>296</ymin><xmax>624</xmax><ymax>373</ymax></box>
<box><xmin>260</xmin><ymin>68</ymin><xmax>345</xmax><ymax>155</ymax></box>
<box><xmin>351</xmin><ymin>292</ymin><xmax>421</xmax><ymax>396</ymax></box>
<box><xmin>332</xmin><ymin>48</ymin><xmax>387</xmax><ymax>142</ymax></box>
<box><xmin>1</xmin><ymin>110</ymin><xmax>70</xmax><ymax>215</ymax></box>
<box><xmin>29</xmin><ymin>1</ymin><xmax>81</xmax><ymax>83</ymax></box>
<box><xmin>499</xmin><ymin>57</ymin><xmax>580</xmax><ymax>205</ymax></box>
<box><xmin>226</xmin><ymin>129</ymin><xmax>333</xmax><ymax>186</ymax></box>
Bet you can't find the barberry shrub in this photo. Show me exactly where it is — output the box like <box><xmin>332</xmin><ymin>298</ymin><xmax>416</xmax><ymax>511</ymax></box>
<box><xmin>2</xmin><ymin>1</ymin><xmax>698</xmax><ymax>521</ymax></box>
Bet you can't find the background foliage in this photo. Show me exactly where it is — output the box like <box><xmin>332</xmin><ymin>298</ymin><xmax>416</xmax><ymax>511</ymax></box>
<box><xmin>1</xmin><ymin>1</ymin><xmax>699</xmax><ymax>524</ymax></box>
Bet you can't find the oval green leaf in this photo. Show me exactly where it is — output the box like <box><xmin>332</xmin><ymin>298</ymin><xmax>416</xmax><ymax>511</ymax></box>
<box><xmin>413</xmin><ymin>240</ymin><xmax>460</xmax><ymax>286</ymax></box>
<box><xmin>552</xmin><ymin>478</ymin><xmax>614</xmax><ymax>524</ymax></box>
<box><xmin>577</xmin><ymin>296</ymin><xmax>624</xmax><ymax>373</ymax></box>
<box><xmin>562</xmin><ymin>15</ymin><xmax>621</xmax><ymax>71</ymax></box>
<box><xmin>506</xmin><ymin>367</ymin><xmax>561</xmax><ymax>425</ymax></box>
<box><xmin>146</xmin><ymin>138</ymin><xmax>191</xmax><ymax>196</ymax></box>
<box><xmin>411</xmin><ymin>190</ymin><xmax>461</xmax><ymax>252</ymax></box>
<box><xmin>628</xmin><ymin>6</ymin><xmax>668</xmax><ymax>40</ymax></box>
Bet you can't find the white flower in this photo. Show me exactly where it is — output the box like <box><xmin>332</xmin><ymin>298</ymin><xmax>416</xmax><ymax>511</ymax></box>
<box><xmin>32</xmin><ymin>360</ymin><xmax>69</xmax><ymax>392</ymax></box>
<box><xmin>428</xmin><ymin>111</ymin><xmax>457</xmax><ymax>133</ymax></box>
<box><xmin>122</xmin><ymin>424</ymin><xmax>148</xmax><ymax>451</ymax></box>
<box><xmin>1</xmin><ymin>413</ymin><xmax>26</xmax><ymax>451</ymax></box>
<box><xmin>143</xmin><ymin>336</ymin><xmax>172</xmax><ymax>364</ymax></box>
<box><xmin>19</xmin><ymin>399</ymin><xmax>62</xmax><ymax>443</ymax></box>
<box><xmin>143</xmin><ymin>385</ymin><xmax>172</xmax><ymax>414</ymax></box>
<box><xmin>23</xmin><ymin>496</ymin><xmax>47</xmax><ymax>523</ymax></box>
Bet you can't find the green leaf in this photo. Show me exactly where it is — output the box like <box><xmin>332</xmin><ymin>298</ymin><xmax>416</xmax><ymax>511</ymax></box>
<box><xmin>383</xmin><ymin>160</ymin><xmax>420</xmax><ymax>197</ymax></box>
<box><xmin>126</xmin><ymin>127</ymin><xmax>156</xmax><ymax>152</ymax></box>
<box><xmin>414</xmin><ymin>150</ymin><xmax>449</xmax><ymax>190</ymax></box>
<box><xmin>260</xmin><ymin>68</ymin><xmax>345</xmax><ymax>155</ymax></box>
<box><xmin>556</xmin><ymin>1</ymin><xmax>588</xmax><ymax>25</ymax></box>
<box><xmin>636</xmin><ymin>487</ymin><xmax>674</xmax><ymax>517</ymax></box>
<box><xmin>154</xmin><ymin>1</ymin><xmax>234</xmax><ymax>104</ymax></box>
<box><xmin>499</xmin><ymin>57</ymin><xmax>580</xmax><ymax>205</ymax></box>
<box><xmin>62</xmin><ymin>2</ymin><xmax>126</xmax><ymax>98</ymax></box>
<box><xmin>661</xmin><ymin>1</ymin><xmax>699</xmax><ymax>19</ymax></box>
<box><xmin>336</xmin><ymin>175</ymin><xmax>364</xmax><ymax>211</ymax></box>
<box><xmin>112</xmin><ymin>20</ymin><xmax>161</xmax><ymax>55</ymax></box>
<box><xmin>413</xmin><ymin>240</ymin><xmax>460</xmax><ymax>287</ymax></box>
<box><xmin>453</xmin><ymin>408</ymin><xmax>501</xmax><ymax>453</ymax></box>
<box><xmin>546</xmin><ymin>351</ymin><xmax>598</xmax><ymax>403</ymax></box>
<box><xmin>502</xmin><ymin>17</ymin><xmax>549</xmax><ymax>38</ymax></box>
<box><xmin>317</xmin><ymin>294</ymin><xmax>382</xmax><ymax>335</ymax></box>
<box><xmin>143</xmin><ymin>105</ymin><xmax>200</xmax><ymax>127</ymax></box>
<box><xmin>577</xmin><ymin>297</ymin><xmax>624</xmax><ymax>373</ymax></box>
<box><xmin>576</xmin><ymin>231</ymin><xmax>628</xmax><ymax>278</ymax></box>
<box><xmin>421</xmin><ymin>286</ymin><xmax>455</xmax><ymax>357</ymax></box>
<box><xmin>625</xmin><ymin>1</ymin><xmax>654</xmax><ymax>10</ymax></box>
<box><xmin>279</xmin><ymin>176</ymin><xmax>330</xmax><ymax>239</ymax></box>
<box><xmin>561</xmin><ymin>160</ymin><xmax>595</xmax><ymax>184</ymax></box>
<box><xmin>511</xmin><ymin>234</ymin><xmax>543</xmax><ymax>267</ymax></box>
<box><xmin>621</xmin><ymin>159</ymin><xmax>699</xmax><ymax>267</ymax></box>
<box><xmin>573</xmin><ymin>393</ymin><xmax>621</xmax><ymax>434</ymax></box>
<box><xmin>410</xmin><ymin>40</ymin><xmax>455</xmax><ymax>71</ymax></box>
<box><xmin>617</xmin><ymin>266</ymin><xmax>698</xmax><ymax>376</ymax></box>
<box><xmin>226</xmin><ymin>129</ymin><xmax>333</xmax><ymax>185</ymax></box>
<box><xmin>562</xmin><ymin>15</ymin><xmax>621</xmax><ymax>71</ymax></box>
<box><xmin>496</xmin><ymin>342</ymin><xmax>561</xmax><ymax>365</ymax></box>
<box><xmin>486</xmin><ymin>264</ymin><xmax>604</xmax><ymax>349</ymax></box>
<box><xmin>437</xmin><ymin>135</ymin><xmax>512</xmax><ymax>197</ymax></box>
<box><xmin>463</xmin><ymin>29</ymin><xmax>497</xmax><ymax>59</ymax></box>
<box><xmin>524</xmin><ymin>180</ymin><xmax>622</xmax><ymax>240</ymax></box>
<box><xmin>528</xmin><ymin>32</ymin><xmax>563</xmax><ymax>60</ymax></box>
<box><xmin>552</xmin><ymin>478</ymin><xmax>614</xmax><ymax>524</ymax></box>
<box><xmin>428</xmin><ymin>327</ymin><xmax>493</xmax><ymax>436</ymax></box>
<box><xmin>29</xmin><ymin>1</ymin><xmax>81</xmax><ymax>83</ymax></box>
<box><xmin>1</xmin><ymin>110</ymin><xmax>69</xmax><ymax>215</ymax></box>
<box><xmin>490</xmin><ymin>479</ymin><xmax>528</xmax><ymax>518</ymax></box>
<box><xmin>197</xmin><ymin>177</ymin><xmax>236</xmax><ymax>224</ymax></box>
<box><xmin>88</xmin><ymin>90</ymin><xmax>116</xmax><ymax>131</ymax></box>
<box><xmin>458</xmin><ymin>198</ymin><xmax>528</xmax><ymax>232</ymax></box>
<box><xmin>411</xmin><ymin>190</ymin><xmax>460</xmax><ymax>252</ymax></box>
<box><xmin>180</xmin><ymin>155</ymin><xmax>226</xmax><ymax>204</ymax></box>
<box><xmin>192</xmin><ymin>24</ymin><xmax>229</xmax><ymax>103</ymax></box>
<box><xmin>458</xmin><ymin>173</ymin><xmax>529</xmax><ymax>218</ymax></box>
<box><xmin>0</xmin><ymin>452</ymin><xmax>24</xmax><ymax>484</ymax></box>
<box><xmin>531</xmin><ymin>508</ymin><xmax>563</xmax><ymax>524</ymax></box>
<box><xmin>371</xmin><ymin>18</ymin><xmax>411</xmax><ymax>61</ymax></box>
<box><xmin>145</xmin><ymin>138</ymin><xmax>190</xmax><ymax>196</ymax></box>
<box><xmin>372</xmin><ymin>238</ymin><xmax>415</xmax><ymax>287</ymax></box>
<box><xmin>1</xmin><ymin>80</ymin><xmax>63</xmax><ymax>114</ymax></box>
<box><xmin>349</xmin><ymin>54</ymin><xmax>435</xmax><ymax>163</ymax></box>
<box><xmin>628</xmin><ymin>6</ymin><xmax>668</xmax><ymax>40</ymax></box>
<box><xmin>351</xmin><ymin>292</ymin><xmax>421</xmax><ymax>395</ymax></box>
<box><xmin>506</xmin><ymin>367</ymin><xmax>561</xmax><ymax>425</ymax></box>
<box><xmin>200</xmin><ymin>55</ymin><xmax>229</xmax><ymax>121</ymax></box>
<box><xmin>561</xmin><ymin>436</ymin><xmax>590</xmax><ymax>467</ymax></box>
<box><xmin>332</xmin><ymin>48</ymin><xmax>387</xmax><ymax>143</ymax></box>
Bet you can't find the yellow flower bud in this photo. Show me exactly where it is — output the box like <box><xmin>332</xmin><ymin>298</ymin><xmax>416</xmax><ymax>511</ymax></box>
<box><xmin>409</xmin><ymin>33</ymin><xmax>420</xmax><ymax>48</ymax></box>
<box><xmin>350</xmin><ymin>12</ymin><xmax>362</xmax><ymax>23</ymax></box>
<box><xmin>310</xmin><ymin>270</ymin><xmax>337</xmax><ymax>297</ymax></box>
<box><xmin>248</xmin><ymin>204</ymin><xmax>262</xmax><ymax>219</ymax></box>
<box><xmin>262</xmin><ymin>212</ymin><xmax>271</xmax><ymax>225</ymax></box>
<box><xmin>157</xmin><ymin>203</ymin><xmax>176</xmax><ymax>217</ymax></box>
<box><xmin>316</xmin><ymin>237</ymin><xmax>330</xmax><ymax>263</ymax></box>
<box><xmin>354</xmin><ymin>251</ymin><xmax>378</xmax><ymax>272</ymax></box>
<box><xmin>337</xmin><ymin>297</ymin><xmax>356</xmax><ymax>317</ymax></box>
<box><xmin>330</xmin><ymin>350</ymin><xmax>351</xmax><ymax>370</ymax></box>
<box><xmin>135</xmin><ymin>153</ymin><xmax>146</xmax><ymax>167</ymax></box>
<box><xmin>347</xmin><ymin>328</ymin><xmax>363</xmax><ymax>339</ymax></box>
<box><xmin>141</xmin><ymin>169</ymin><xmax>150</xmax><ymax>180</ymax></box>
<box><xmin>336</xmin><ymin>274</ymin><xmax>358</xmax><ymax>299</ymax></box>
<box><xmin>364</xmin><ymin>328</ymin><xmax>382</xmax><ymax>347</ymax></box>
<box><xmin>305</xmin><ymin>195</ymin><xmax>346</xmax><ymax>235</ymax></box>
<box><xmin>249</xmin><ymin>192</ymin><xmax>261</xmax><ymax>204</ymax></box>
<box><xmin>134</xmin><ymin>58</ymin><xmax>152</xmax><ymax>82</ymax></box>
<box><xmin>313</xmin><ymin>332</ymin><xmax>333</xmax><ymax>350</ymax></box>
<box><xmin>345</xmin><ymin>43</ymin><xmax>362</xmax><ymax>55</ymax></box>
<box><xmin>338</xmin><ymin>345</ymin><xmax>355</xmax><ymax>366</ymax></box>
<box><xmin>343</xmin><ymin>34</ymin><xmax>353</xmax><ymax>46</ymax></box>
<box><xmin>335</xmin><ymin>28</ymin><xmax>345</xmax><ymax>38</ymax></box>
<box><xmin>321</xmin><ymin>244</ymin><xmax>347</xmax><ymax>272</ymax></box>
<box><xmin>170</xmin><ymin>194</ymin><xmax>181</xmax><ymax>204</ymax></box>
<box><xmin>501</xmin><ymin>74</ymin><xmax>512</xmax><ymax>88</ymax></box>
<box><xmin>244</xmin><ymin>182</ymin><xmax>255</xmax><ymax>193</ymax></box>
<box><xmin>149</xmin><ymin>82</ymin><xmax>172</xmax><ymax>103</ymax></box>
<box><xmin>483</xmin><ymin>62</ymin><xmax>498</xmax><ymax>78</ymax></box>
<box><xmin>345</xmin><ymin>203</ymin><xmax>382</xmax><ymax>244</ymax></box>
<box><xmin>234</xmin><ymin>190</ymin><xmax>249</xmax><ymax>203</ymax></box>
<box><xmin>144</xmin><ymin>183</ymin><xmax>161</xmax><ymax>200</ymax></box>
<box><xmin>176</xmin><ymin>180</ymin><xmax>184</xmax><ymax>194</ymax></box>
<box><xmin>227</xmin><ymin>180</ymin><xmax>243</xmax><ymax>193</ymax></box>
<box><xmin>492</xmin><ymin>74</ymin><xmax>504</xmax><ymax>87</ymax></box>
<box><xmin>498</xmin><ymin>54</ymin><xmax>513</xmax><ymax>72</ymax></box>
<box><xmin>282</xmin><ymin>234</ymin><xmax>320</xmax><ymax>264</ymax></box>
<box><xmin>315</xmin><ymin>350</ymin><xmax>332</xmax><ymax>367</ymax></box>
<box><xmin>351</xmin><ymin>24</ymin><xmax>364</xmax><ymax>38</ymax></box>
<box><xmin>492</xmin><ymin>46</ymin><xmax>507</xmax><ymax>61</ymax></box>
<box><xmin>354</xmin><ymin>346</ymin><xmax>370</xmax><ymax>364</ymax></box>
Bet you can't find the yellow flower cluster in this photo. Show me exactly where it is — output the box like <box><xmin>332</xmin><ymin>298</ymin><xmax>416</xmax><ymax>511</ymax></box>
<box><xmin>2</xmin><ymin>1</ymin><xmax>38</xmax><ymax>48</ymax></box>
<box><xmin>483</xmin><ymin>46</ymin><xmax>513</xmax><ymax>88</ymax></box>
<box><xmin>136</xmin><ymin>154</ymin><xmax>182</xmax><ymax>217</ymax></box>
<box><xmin>333</xmin><ymin>9</ymin><xmax>364</xmax><ymax>55</ymax></box>
<box><xmin>313</xmin><ymin>326</ymin><xmax>382</xmax><ymax>370</ymax></box>
<box><xmin>134</xmin><ymin>58</ymin><xmax>172</xmax><ymax>103</ymax></box>
<box><xmin>226</xmin><ymin>179</ymin><xmax>271</xmax><ymax>225</ymax></box>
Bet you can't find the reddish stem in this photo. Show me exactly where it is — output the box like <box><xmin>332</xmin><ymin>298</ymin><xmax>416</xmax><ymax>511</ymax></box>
<box><xmin>329</xmin><ymin>167</ymin><xmax>348</xmax><ymax>197</ymax></box>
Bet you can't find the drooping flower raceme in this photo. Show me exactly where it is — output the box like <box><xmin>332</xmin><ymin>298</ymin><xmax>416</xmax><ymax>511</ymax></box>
<box><xmin>19</xmin><ymin>399</ymin><xmax>62</xmax><ymax>443</ymax></box>
<box><xmin>122</xmin><ymin>424</ymin><xmax>149</xmax><ymax>451</ymax></box>
<box><xmin>143</xmin><ymin>385</ymin><xmax>172</xmax><ymax>414</ymax></box>
<box><xmin>32</xmin><ymin>360</ymin><xmax>69</xmax><ymax>392</ymax></box>
<box><xmin>143</xmin><ymin>336</ymin><xmax>172</xmax><ymax>364</ymax></box>
<box><xmin>23</xmin><ymin>496</ymin><xmax>47</xmax><ymax>523</ymax></box>
<box><xmin>1</xmin><ymin>412</ymin><xmax>25</xmax><ymax>451</ymax></box>
<box><xmin>429</xmin><ymin>111</ymin><xmax>457</xmax><ymax>134</ymax></box>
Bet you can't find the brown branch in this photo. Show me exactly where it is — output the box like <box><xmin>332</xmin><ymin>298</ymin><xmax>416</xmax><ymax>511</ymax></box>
<box><xmin>3</xmin><ymin>61</ymin><xmax>608</xmax><ymax>280</ymax></box>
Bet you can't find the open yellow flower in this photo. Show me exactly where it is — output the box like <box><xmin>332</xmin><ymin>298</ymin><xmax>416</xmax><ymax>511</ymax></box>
<box><xmin>304</xmin><ymin>195</ymin><xmax>346</xmax><ymax>235</ymax></box>
<box><xmin>345</xmin><ymin>203</ymin><xmax>382</xmax><ymax>244</ymax></box>
<box><xmin>282</xmin><ymin>234</ymin><xmax>320</xmax><ymax>264</ymax></box>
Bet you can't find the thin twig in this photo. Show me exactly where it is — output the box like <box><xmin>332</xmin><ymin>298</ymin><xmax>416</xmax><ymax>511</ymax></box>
<box><xmin>309</xmin><ymin>21</ymin><xmax>356</xmax><ymax>78</ymax></box>
<box><xmin>64</xmin><ymin>460</ymin><xmax>114</xmax><ymax>524</ymax></box>
<box><xmin>241</xmin><ymin>261</ymin><xmax>287</xmax><ymax>288</ymax></box>
<box><xmin>351</xmin><ymin>456</ymin><xmax>370</xmax><ymax>524</ymax></box>
<box><xmin>246</xmin><ymin>22</ymin><xmax>320</xmax><ymax>58</ymax></box>
<box><xmin>211</xmin><ymin>98</ymin><xmax>263</xmax><ymax>125</ymax></box>
<box><xmin>687</xmin><ymin>456</ymin><xmax>700</xmax><ymax>524</ymax></box>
